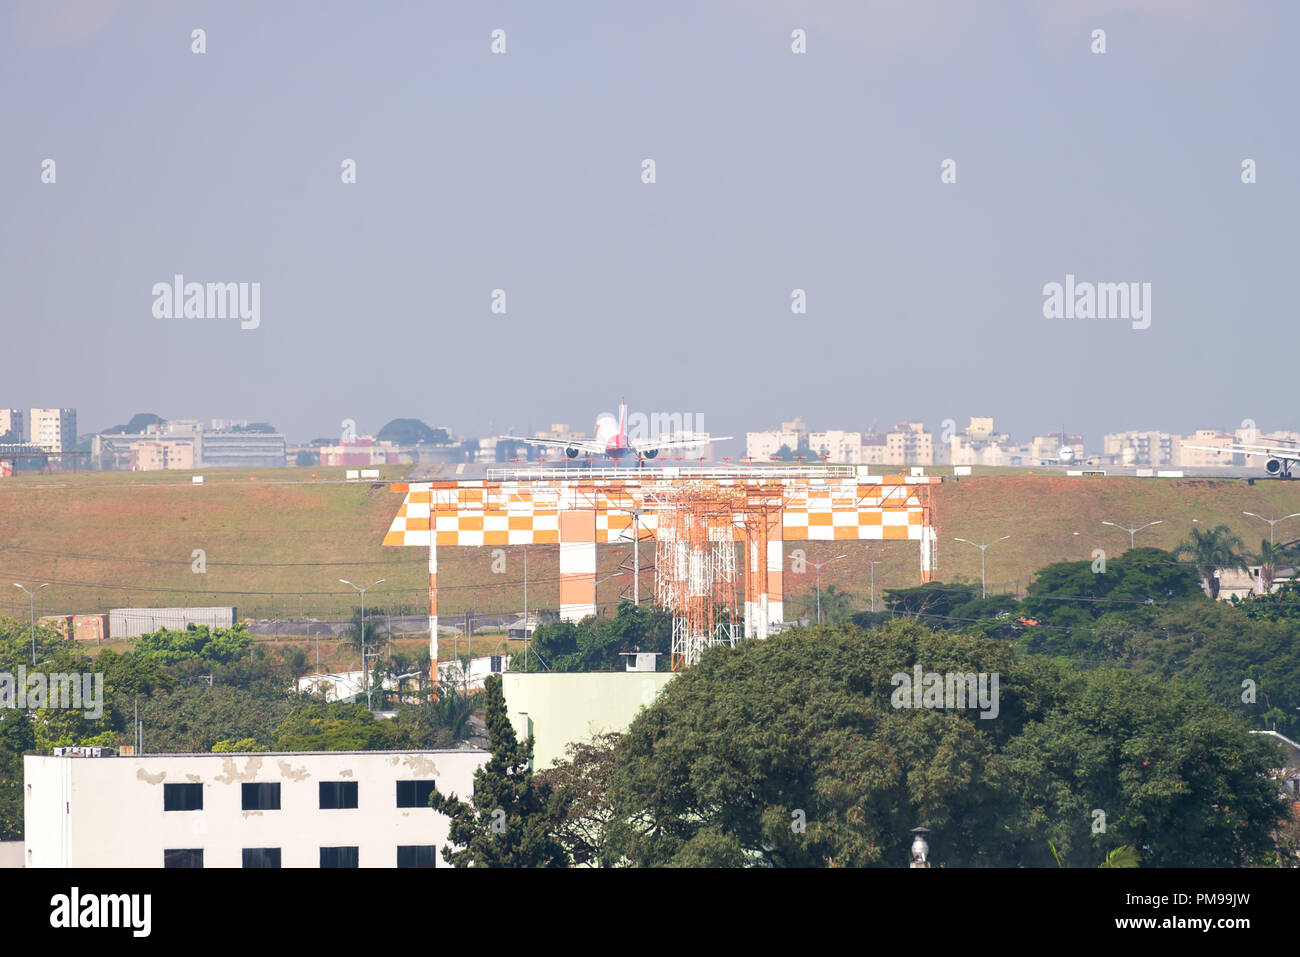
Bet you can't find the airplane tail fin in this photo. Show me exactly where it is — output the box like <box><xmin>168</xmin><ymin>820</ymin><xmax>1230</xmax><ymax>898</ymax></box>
<box><xmin>619</xmin><ymin>399</ymin><xmax>627</xmax><ymax>439</ymax></box>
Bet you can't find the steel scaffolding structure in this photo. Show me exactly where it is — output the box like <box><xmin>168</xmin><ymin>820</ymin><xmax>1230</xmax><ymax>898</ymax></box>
<box><xmin>653</xmin><ymin>484</ymin><xmax>788</xmax><ymax>669</ymax></box>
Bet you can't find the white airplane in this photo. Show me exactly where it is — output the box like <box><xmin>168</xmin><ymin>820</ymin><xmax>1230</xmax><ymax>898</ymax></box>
<box><xmin>502</xmin><ymin>399</ymin><xmax>732</xmax><ymax>462</ymax></box>
<box><xmin>1040</xmin><ymin>426</ymin><xmax>1080</xmax><ymax>466</ymax></box>
<box><xmin>1183</xmin><ymin>441</ymin><xmax>1300</xmax><ymax>479</ymax></box>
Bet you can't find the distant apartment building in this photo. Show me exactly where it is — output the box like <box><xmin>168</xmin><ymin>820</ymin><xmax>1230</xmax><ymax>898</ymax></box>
<box><xmin>966</xmin><ymin>417</ymin><xmax>996</xmax><ymax>441</ymax></box>
<box><xmin>860</xmin><ymin>433</ymin><xmax>889</xmax><ymax>465</ymax></box>
<box><xmin>1177</xmin><ymin>429</ymin><xmax>1234</xmax><ymax>468</ymax></box>
<box><xmin>949</xmin><ymin>435</ymin><xmax>1011</xmax><ymax>467</ymax></box>
<box><xmin>318</xmin><ymin>438</ymin><xmax>400</xmax><ymax>468</ymax></box>
<box><xmin>780</xmin><ymin>418</ymin><xmax>809</xmax><ymax>442</ymax></box>
<box><xmin>129</xmin><ymin>439</ymin><xmax>196</xmax><ymax>471</ymax></box>
<box><xmin>1103</xmin><ymin>430</ymin><xmax>1177</xmax><ymax>467</ymax></box>
<box><xmin>0</xmin><ymin>409</ymin><xmax>24</xmax><ymax>442</ymax></box>
<box><xmin>196</xmin><ymin>431</ymin><xmax>287</xmax><ymax>469</ymax></box>
<box><xmin>885</xmin><ymin>422</ymin><xmax>933</xmax><ymax>465</ymax></box>
<box><xmin>809</xmin><ymin>430</ymin><xmax>863</xmax><ymax>464</ymax></box>
<box><xmin>29</xmin><ymin>408</ymin><xmax>76</xmax><ymax>453</ymax></box>
<box><xmin>746</xmin><ymin>429</ymin><xmax>803</xmax><ymax>462</ymax></box>
<box><xmin>534</xmin><ymin>423</ymin><xmax>584</xmax><ymax>442</ymax></box>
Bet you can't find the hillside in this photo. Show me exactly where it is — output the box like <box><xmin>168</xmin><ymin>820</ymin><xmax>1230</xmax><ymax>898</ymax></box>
<box><xmin>3</xmin><ymin>469</ymin><xmax>1299</xmax><ymax>627</ymax></box>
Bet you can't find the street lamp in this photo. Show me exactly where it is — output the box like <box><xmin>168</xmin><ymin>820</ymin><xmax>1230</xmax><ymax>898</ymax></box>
<box><xmin>1100</xmin><ymin>519</ymin><xmax>1161</xmax><ymax>551</ymax></box>
<box><xmin>802</xmin><ymin>554</ymin><xmax>848</xmax><ymax>624</ymax></box>
<box><xmin>953</xmin><ymin>537</ymin><xmax>1010</xmax><ymax>600</ymax></box>
<box><xmin>13</xmin><ymin>583</ymin><xmax>48</xmax><ymax>665</ymax></box>
<box><xmin>339</xmin><ymin>578</ymin><xmax>385</xmax><ymax>710</ymax></box>
<box><xmin>1242</xmin><ymin>511</ymin><xmax>1300</xmax><ymax>547</ymax></box>
<box><xmin>910</xmin><ymin>826</ymin><xmax>931</xmax><ymax>868</ymax></box>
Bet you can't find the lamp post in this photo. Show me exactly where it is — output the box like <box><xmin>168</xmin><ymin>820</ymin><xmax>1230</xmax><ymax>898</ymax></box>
<box><xmin>910</xmin><ymin>826</ymin><xmax>931</xmax><ymax>868</ymax></box>
<box><xmin>804</xmin><ymin>554</ymin><xmax>848</xmax><ymax>624</ymax></box>
<box><xmin>1100</xmin><ymin>519</ymin><xmax>1162</xmax><ymax>550</ymax></box>
<box><xmin>869</xmin><ymin>560</ymin><xmax>883</xmax><ymax>613</ymax></box>
<box><xmin>953</xmin><ymin>536</ymin><xmax>1010</xmax><ymax>600</ymax></box>
<box><xmin>1242</xmin><ymin>511</ymin><xmax>1300</xmax><ymax>547</ymax></box>
<box><xmin>339</xmin><ymin>578</ymin><xmax>384</xmax><ymax>710</ymax></box>
<box><xmin>13</xmin><ymin>583</ymin><xmax>48</xmax><ymax>665</ymax></box>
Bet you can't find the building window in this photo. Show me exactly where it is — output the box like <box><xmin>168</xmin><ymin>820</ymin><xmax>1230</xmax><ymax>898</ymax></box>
<box><xmin>242</xmin><ymin>848</ymin><xmax>282</xmax><ymax>868</ymax></box>
<box><xmin>163</xmin><ymin>848</ymin><xmax>204</xmax><ymax>868</ymax></box>
<box><xmin>395</xmin><ymin>780</ymin><xmax>436</xmax><ymax>808</ymax></box>
<box><xmin>320</xmin><ymin>846</ymin><xmax>359</xmax><ymax>868</ymax></box>
<box><xmin>242</xmin><ymin>782</ymin><xmax>281</xmax><ymax>810</ymax></box>
<box><xmin>163</xmin><ymin>782</ymin><xmax>203</xmax><ymax>811</ymax></box>
<box><xmin>397</xmin><ymin>845</ymin><xmax>437</xmax><ymax>868</ymax></box>
<box><xmin>319</xmin><ymin>781</ymin><xmax>358</xmax><ymax>809</ymax></box>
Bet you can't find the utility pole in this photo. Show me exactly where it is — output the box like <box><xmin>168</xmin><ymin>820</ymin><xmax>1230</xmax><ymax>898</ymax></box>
<box><xmin>13</xmin><ymin>583</ymin><xmax>48</xmax><ymax>665</ymax></box>
<box><xmin>869</xmin><ymin>560</ymin><xmax>883</xmax><ymax>613</ymax></box>
<box><xmin>339</xmin><ymin>578</ymin><xmax>384</xmax><ymax>711</ymax></box>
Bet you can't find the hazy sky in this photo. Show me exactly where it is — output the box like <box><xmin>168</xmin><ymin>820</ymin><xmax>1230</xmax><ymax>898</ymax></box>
<box><xmin>3</xmin><ymin>0</ymin><xmax>1296</xmax><ymax>446</ymax></box>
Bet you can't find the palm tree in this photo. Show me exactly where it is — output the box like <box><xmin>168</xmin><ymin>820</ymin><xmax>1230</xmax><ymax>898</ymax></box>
<box><xmin>1175</xmin><ymin>524</ymin><xmax>1247</xmax><ymax>600</ymax></box>
<box><xmin>1254</xmin><ymin>539</ymin><xmax>1291</xmax><ymax>595</ymax></box>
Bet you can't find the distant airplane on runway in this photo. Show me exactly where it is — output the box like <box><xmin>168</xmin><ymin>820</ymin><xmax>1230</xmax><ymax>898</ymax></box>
<box><xmin>501</xmin><ymin>399</ymin><xmax>732</xmax><ymax>462</ymax></box>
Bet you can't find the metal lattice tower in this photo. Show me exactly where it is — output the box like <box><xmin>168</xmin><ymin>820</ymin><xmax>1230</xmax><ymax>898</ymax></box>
<box><xmin>654</xmin><ymin>485</ymin><xmax>787</xmax><ymax>670</ymax></box>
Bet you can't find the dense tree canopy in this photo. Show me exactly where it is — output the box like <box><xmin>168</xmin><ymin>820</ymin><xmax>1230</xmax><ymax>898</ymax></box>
<box><xmin>600</xmin><ymin>621</ymin><xmax>1284</xmax><ymax>867</ymax></box>
<box><xmin>377</xmin><ymin>418</ymin><xmax>448</xmax><ymax>445</ymax></box>
<box><xmin>509</xmin><ymin>601</ymin><xmax>671</xmax><ymax>673</ymax></box>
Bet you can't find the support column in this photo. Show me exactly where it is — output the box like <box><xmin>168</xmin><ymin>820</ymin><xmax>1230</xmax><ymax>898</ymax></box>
<box><xmin>765</xmin><ymin>531</ymin><xmax>784</xmax><ymax>634</ymax></box>
<box><xmin>428</xmin><ymin>537</ymin><xmax>439</xmax><ymax>687</ymax></box>
<box><xmin>559</xmin><ymin>510</ymin><xmax>597</xmax><ymax>621</ymax></box>
<box><xmin>919</xmin><ymin>525</ymin><xmax>935</xmax><ymax>584</ymax></box>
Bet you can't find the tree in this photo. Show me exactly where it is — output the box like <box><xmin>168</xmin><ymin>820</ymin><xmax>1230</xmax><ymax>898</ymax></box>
<box><xmin>0</xmin><ymin>710</ymin><xmax>35</xmax><ymax>840</ymax></box>
<box><xmin>102</xmin><ymin>413</ymin><xmax>165</xmax><ymax>435</ymax></box>
<box><xmin>1175</xmin><ymin>525</ymin><xmax>1247</xmax><ymax>600</ymax></box>
<box><xmin>140</xmin><ymin>686</ymin><xmax>291</xmax><ymax>753</ymax></box>
<box><xmin>377</xmin><ymin>418</ymin><xmax>444</xmax><ymax>445</ymax></box>
<box><xmin>1252</xmin><ymin>539</ymin><xmax>1296</xmax><ymax>595</ymax></box>
<box><xmin>272</xmin><ymin>700</ymin><xmax>409</xmax><ymax>751</ymax></box>
<box><xmin>132</xmin><ymin>624</ymin><xmax>254</xmax><ymax>666</ymax></box>
<box><xmin>601</xmin><ymin>620</ymin><xmax>1284</xmax><ymax>867</ymax></box>
<box><xmin>508</xmin><ymin>601</ymin><xmax>671</xmax><ymax>673</ymax></box>
<box><xmin>428</xmin><ymin>675</ymin><xmax>566</xmax><ymax>867</ymax></box>
<box><xmin>343</xmin><ymin>606</ymin><xmax>390</xmax><ymax>654</ymax></box>
<box><xmin>535</xmin><ymin>732</ymin><xmax>620</xmax><ymax>866</ymax></box>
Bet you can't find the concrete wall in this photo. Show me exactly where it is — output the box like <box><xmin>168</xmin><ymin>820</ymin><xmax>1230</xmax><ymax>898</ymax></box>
<box><xmin>24</xmin><ymin>749</ymin><xmax>487</xmax><ymax>868</ymax></box>
<box><xmin>503</xmin><ymin>672</ymin><xmax>676</xmax><ymax>770</ymax></box>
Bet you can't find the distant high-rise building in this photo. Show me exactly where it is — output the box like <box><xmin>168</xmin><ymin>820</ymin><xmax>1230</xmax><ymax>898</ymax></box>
<box><xmin>885</xmin><ymin>422</ymin><xmax>933</xmax><ymax>465</ymax></box>
<box><xmin>0</xmin><ymin>409</ymin><xmax>24</xmax><ymax>442</ymax></box>
<box><xmin>29</xmin><ymin>408</ymin><xmax>76</xmax><ymax>453</ymax></box>
<box><xmin>809</xmin><ymin>430</ymin><xmax>863</xmax><ymax>464</ymax></box>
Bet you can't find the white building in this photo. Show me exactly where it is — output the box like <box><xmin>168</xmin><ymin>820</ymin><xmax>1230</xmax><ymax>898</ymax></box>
<box><xmin>809</xmin><ymin>430</ymin><xmax>863</xmax><ymax>464</ymax></box>
<box><xmin>24</xmin><ymin>749</ymin><xmax>487</xmax><ymax>868</ymax></box>
<box><xmin>0</xmin><ymin>409</ymin><xmax>23</xmax><ymax>442</ymax></box>
<box><xmin>29</xmin><ymin>408</ymin><xmax>76</xmax><ymax>453</ymax></box>
<box><xmin>746</xmin><ymin>429</ymin><xmax>803</xmax><ymax>462</ymax></box>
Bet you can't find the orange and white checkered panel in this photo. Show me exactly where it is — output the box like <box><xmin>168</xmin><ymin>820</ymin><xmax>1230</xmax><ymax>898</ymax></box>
<box><xmin>383</xmin><ymin>476</ymin><xmax>934</xmax><ymax>546</ymax></box>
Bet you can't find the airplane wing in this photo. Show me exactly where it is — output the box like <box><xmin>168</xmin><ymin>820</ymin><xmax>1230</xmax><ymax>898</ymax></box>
<box><xmin>499</xmin><ymin>435</ymin><xmax>607</xmax><ymax>455</ymax></box>
<box><xmin>628</xmin><ymin>435</ymin><xmax>734</xmax><ymax>452</ymax></box>
<box><xmin>1183</xmin><ymin>443</ymin><xmax>1300</xmax><ymax>460</ymax></box>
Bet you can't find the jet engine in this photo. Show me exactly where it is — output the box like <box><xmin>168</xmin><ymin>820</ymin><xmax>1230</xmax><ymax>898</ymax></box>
<box><xmin>1267</xmin><ymin>458</ymin><xmax>1283</xmax><ymax>474</ymax></box>
<box><xmin>643</xmin><ymin>449</ymin><xmax>659</xmax><ymax>459</ymax></box>
<box><xmin>565</xmin><ymin>447</ymin><xmax>580</xmax><ymax>458</ymax></box>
